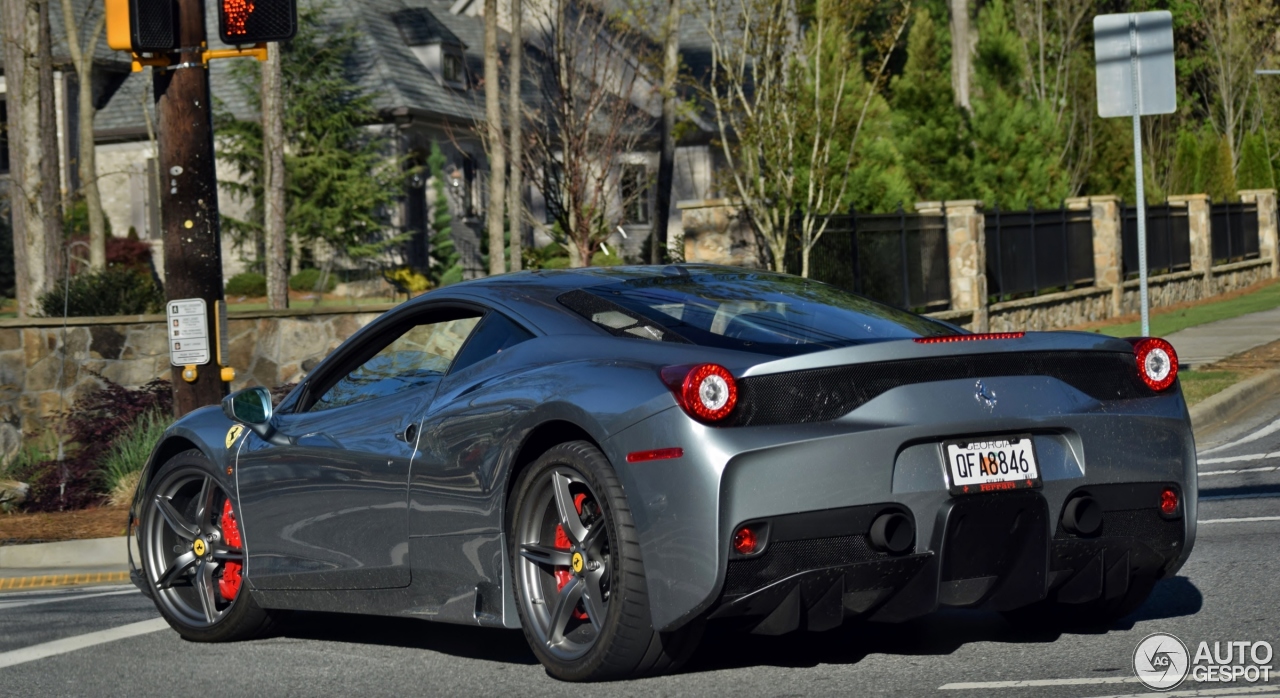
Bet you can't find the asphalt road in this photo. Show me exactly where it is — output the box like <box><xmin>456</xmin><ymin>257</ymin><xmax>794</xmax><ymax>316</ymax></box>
<box><xmin>3</xmin><ymin>400</ymin><xmax>1279</xmax><ymax>698</ymax></box>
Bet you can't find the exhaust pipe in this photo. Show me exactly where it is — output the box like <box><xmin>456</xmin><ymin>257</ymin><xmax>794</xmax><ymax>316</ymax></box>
<box><xmin>869</xmin><ymin>512</ymin><xmax>914</xmax><ymax>555</ymax></box>
<box><xmin>1062</xmin><ymin>495</ymin><xmax>1103</xmax><ymax>536</ymax></box>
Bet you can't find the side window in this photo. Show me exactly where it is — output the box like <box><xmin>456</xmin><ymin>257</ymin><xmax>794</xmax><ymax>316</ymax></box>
<box><xmin>310</xmin><ymin>315</ymin><xmax>481</xmax><ymax>412</ymax></box>
<box><xmin>450</xmin><ymin>312</ymin><xmax>534</xmax><ymax>373</ymax></box>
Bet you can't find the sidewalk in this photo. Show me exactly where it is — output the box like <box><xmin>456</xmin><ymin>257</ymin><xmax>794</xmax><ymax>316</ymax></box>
<box><xmin>0</xmin><ymin>537</ymin><xmax>129</xmax><ymax>591</ymax></box>
<box><xmin>1165</xmin><ymin>305</ymin><xmax>1280</xmax><ymax>368</ymax></box>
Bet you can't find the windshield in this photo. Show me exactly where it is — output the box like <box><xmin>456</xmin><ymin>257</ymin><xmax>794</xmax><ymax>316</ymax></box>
<box><xmin>567</xmin><ymin>270</ymin><xmax>956</xmax><ymax>357</ymax></box>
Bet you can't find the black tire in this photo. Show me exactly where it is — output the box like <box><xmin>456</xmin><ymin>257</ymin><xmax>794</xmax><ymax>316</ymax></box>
<box><xmin>1004</xmin><ymin>575</ymin><xmax>1156</xmax><ymax>631</ymax></box>
<box><xmin>508</xmin><ymin>441</ymin><xmax>702</xmax><ymax>682</ymax></box>
<box><xmin>139</xmin><ymin>449</ymin><xmax>279</xmax><ymax>642</ymax></box>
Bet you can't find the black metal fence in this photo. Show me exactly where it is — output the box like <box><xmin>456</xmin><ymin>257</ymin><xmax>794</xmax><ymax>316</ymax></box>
<box><xmin>984</xmin><ymin>204</ymin><xmax>1094</xmax><ymax>299</ymax></box>
<box><xmin>1209</xmin><ymin>201</ymin><xmax>1260</xmax><ymax>264</ymax></box>
<box><xmin>788</xmin><ymin>206</ymin><xmax>951</xmax><ymax>312</ymax></box>
<box><xmin>1121</xmin><ymin>202</ymin><xmax>1191</xmax><ymax>278</ymax></box>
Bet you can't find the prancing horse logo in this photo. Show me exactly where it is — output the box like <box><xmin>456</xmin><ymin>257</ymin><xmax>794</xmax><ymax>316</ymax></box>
<box><xmin>974</xmin><ymin>380</ymin><xmax>997</xmax><ymax>410</ymax></box>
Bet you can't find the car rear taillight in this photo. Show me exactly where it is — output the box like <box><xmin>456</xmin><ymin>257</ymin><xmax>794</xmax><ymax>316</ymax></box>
<box><xmin>661</xmin><ymin>363</ymin><xmax>738</xmax><ymax>423</ymax></box>
<box><xmin>1129</xmin><ymin>337</ymin><xmax>1178</xmax><ymax>391</ymax></box>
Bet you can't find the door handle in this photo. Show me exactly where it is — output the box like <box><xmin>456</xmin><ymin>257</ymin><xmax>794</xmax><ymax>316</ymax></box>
<box><xmin>397</xmin><ymin>423</ymin><xmax>419</xmax><ymax>443</ymax></box>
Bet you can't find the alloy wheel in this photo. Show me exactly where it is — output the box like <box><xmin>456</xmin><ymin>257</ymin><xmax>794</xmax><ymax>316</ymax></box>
<box><xmin>514</xmin><ymin>467</ymin><xmax>612</xmax><ymax>661</ymax></box>
<box><xmin>143</xmin><ymin>468</ymin><xmax>245</xmax><ymax>628</ymax></box>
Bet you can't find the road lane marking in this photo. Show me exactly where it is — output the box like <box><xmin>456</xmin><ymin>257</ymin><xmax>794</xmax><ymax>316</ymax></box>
<box><xmin>1200</xmin><ymin>492</ymin><xmax>1280</xmax><ymax>502</ymax></box>
<box><xmin>1082</xmin><ymin>687</ymin><xmax>1280</xmax><ymax>698</ymax></box>
<box><xmin>939</xmin><ymin>677</ymin><xmax>1144</xmax><ymax>689</ymax></box>
<box><xmin>0</xmin><ymin>618</ymin><xmax>168</xmax><ymax>669</ymax></box>
<box><xmin>0</xmin><ymin>589</ymin><xmax>138</xmax><ymax>611</ymax></box>
<box><xmin>0</xmin><ymin>571</ymin><xmax>130</xmax><ymax>591</ymax></box>
<box><xmin>1201</xmin><ymin>466</ymin><xmax>1280</xmax><ymax>477</ymax></box>
<box><xmin>1199</xmin><ymin>453</ymin><xmax>1280</xmax><ymax>465</ymax></box>
<box><xmin>1199</xmin><ymin>516</ymin><xmax>1280</xmax><ymax>524</ymax></box>
<box><xmin>1200</xmin><ymin>417</ymin><xmax>1280</xmax><ymax>455</ymax></box>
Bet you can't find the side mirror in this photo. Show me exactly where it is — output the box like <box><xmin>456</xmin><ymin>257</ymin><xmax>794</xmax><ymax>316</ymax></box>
<box><xmin>221</xmin><ymin>387</ymin><xmax>291</xmax><ymax>445</ymax></box>
<box><xmin>222</xmin><ymin>386</ymin><xmax>273</xmax><ymax>425</ymax></box>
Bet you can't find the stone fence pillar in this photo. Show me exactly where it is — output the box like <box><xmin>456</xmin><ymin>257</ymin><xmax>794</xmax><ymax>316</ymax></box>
<box><xmin>919</xmin><ymin>200</ymin><xmax>987</xmax><ymax>332</ymax></box>
<box><xmin>1068</xmin><ymin>195</ymin><xmax>1122</xmax><ymax>317</ymax></box>
<box><xmin>1239</xmin><ymin>189</ymin><xmax>1279</xmax><ymax>278</ymax></box>
<box><xmin>1168</xmin><ymin>194</ymin><xmax>1211</xmax><ymax>294</ymax></box>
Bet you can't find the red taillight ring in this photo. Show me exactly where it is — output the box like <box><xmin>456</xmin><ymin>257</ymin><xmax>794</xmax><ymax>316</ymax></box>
<box><xmin>661</xmin><ymin>363</ymin><xmax>738</xmax><ymax>423</ymax></box>
<box><xmin>1131</xmin><ymin>337</ymin><xmax>1178</xmax><ymax>392</ymax></box>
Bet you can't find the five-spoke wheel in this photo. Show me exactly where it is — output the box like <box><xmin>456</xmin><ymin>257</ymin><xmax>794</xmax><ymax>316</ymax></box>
<box><xmin>140</xmin><ymin>450</ymin><xmax>276</xmax><ymax>642</ymax></box>
<box><xmin>508</xmin><ymin>441</ymin><xmax>702</xmax><ymax>681</ymax></box>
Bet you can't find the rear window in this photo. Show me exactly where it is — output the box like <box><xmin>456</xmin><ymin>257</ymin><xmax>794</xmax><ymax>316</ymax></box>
<box><xmin>562</xmin><ymin>271</ymin><xmax>955</xmax><ymax>357</ymax></box>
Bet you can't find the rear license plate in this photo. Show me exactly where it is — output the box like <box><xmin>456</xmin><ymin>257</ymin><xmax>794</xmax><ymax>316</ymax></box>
<box><xmin>943</xmin><ymin>435</ymin><xmax>1041</xmax><ymax>495</ymax></box>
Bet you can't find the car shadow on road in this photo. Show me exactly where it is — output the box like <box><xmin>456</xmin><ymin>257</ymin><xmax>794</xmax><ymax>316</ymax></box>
<box><xmin>257</xmin><ymin>576</ymin><xmax>1201</xmax><ymax>676</ymax></box>
<box><xmin>683</xmin><ymin>575</ymin><xmax>1203</xmax><ymax>674</ymax></box>
<box><xmin>274</xmin><ymin>611</ymin><xmax>539</xmax><ymax>665</ymax></box>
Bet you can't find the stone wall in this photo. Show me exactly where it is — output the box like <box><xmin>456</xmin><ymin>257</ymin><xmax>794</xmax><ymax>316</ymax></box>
<box><xmin>0</xmin><ymin>305</ymin><xmax>394</xmax><ymax>465</ymax></box>
<box><xmin>988</xmin><ymin>287</ymin><xmax>1114</xmax><ymax>333</ymax></box>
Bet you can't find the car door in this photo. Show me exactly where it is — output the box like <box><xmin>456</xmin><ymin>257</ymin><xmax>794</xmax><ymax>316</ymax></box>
<box><xmin>236</xmin><ymin>306</ymin><xmax>483</xmax><ymax>591</ymax></box>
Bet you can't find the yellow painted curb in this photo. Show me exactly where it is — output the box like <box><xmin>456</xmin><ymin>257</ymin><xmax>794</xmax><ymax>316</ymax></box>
<box><xmin>0</xmin><ymin>571</ymin><xmax>130</xmax><ymax>590</ymax></box>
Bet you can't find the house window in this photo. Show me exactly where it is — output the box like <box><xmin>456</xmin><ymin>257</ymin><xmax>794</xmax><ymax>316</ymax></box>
<box><xmin>620</xmin><ymin>165</ymin><xmax>650</xmax><ymax>225</ymax></box>
<box><xmin>443</xmin><ymin>52</ymin><xmax>464</xmax><ymax>84</ymax></box>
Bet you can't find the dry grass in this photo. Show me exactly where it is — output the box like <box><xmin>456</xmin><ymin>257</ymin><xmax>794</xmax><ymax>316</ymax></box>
<box><xmin>0</xmin><ymin>505</ymin><xmax>129</xmax><ymax>545</ymax></box>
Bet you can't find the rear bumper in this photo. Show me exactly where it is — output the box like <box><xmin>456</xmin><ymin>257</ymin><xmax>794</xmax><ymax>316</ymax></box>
<box><xmin>604</xmin><ymin>376</ymin><xmax>1197</xmax><ymax>633</ymax></box>
<box><xmin>705</xmin><ymin>483</ymin><xmax>1185</xmax><ymax>634</ymax></box>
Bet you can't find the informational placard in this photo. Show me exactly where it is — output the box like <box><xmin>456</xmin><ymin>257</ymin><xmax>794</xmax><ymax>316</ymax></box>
<box><xmin>1094</xmin><ymin>12</ymin><xmax>1176</xmax><ymax>118</ymax></box>
<box><xmin>167</xmin><ymin>298</ymin><xmax>211</xmax><ymax>366</ymax></box>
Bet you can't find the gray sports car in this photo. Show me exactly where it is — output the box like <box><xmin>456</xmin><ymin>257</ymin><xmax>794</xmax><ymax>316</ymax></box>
<box><xmin>129</xmin><ymin>265</ymin><xmax>1196</xmax><ymax>681</ymax></box>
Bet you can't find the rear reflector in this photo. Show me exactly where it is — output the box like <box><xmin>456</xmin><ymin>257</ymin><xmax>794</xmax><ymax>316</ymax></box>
<box><xmin>914</xmin><ymin>332</ymin><xmax>1025</xmax><ymax>344</ymax></box>
<box><xmin>626</xmin><ymin>447</ymin><xmax>684</xmax><ymax>463</ymax></box>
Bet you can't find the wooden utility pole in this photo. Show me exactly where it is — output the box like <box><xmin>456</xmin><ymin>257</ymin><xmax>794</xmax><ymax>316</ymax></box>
<box><xmin>652</xmin><ymin>0</ymin><xmax>682</xmax><ymax>264</ymax></box>
<box><xmin>154</xmin><ymin>0</ymin><xmax>228</xmax><ymax>415</ymax></box>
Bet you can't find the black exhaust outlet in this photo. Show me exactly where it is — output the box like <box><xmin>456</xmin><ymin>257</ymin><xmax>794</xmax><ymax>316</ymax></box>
<box><xmin>1061</xmin><ymin>495</ymin><xmax>1102</xmax><ymax>536</ymax></box>
<box><xmin>869</xmin><ymin>512</ymin><xmax>914</xmax><ymax>554</ymax></box>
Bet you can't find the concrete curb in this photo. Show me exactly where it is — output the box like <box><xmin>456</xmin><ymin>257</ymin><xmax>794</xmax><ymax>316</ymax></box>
<box><xmin>0</xmin><ymin>536</ymin><xmax>129</xmax><ymax>569</ymax></box>
<box><xmin>1189</xmin><ymin>368</ymin><xmax>1280</xmax><ymax>434</ymax></box>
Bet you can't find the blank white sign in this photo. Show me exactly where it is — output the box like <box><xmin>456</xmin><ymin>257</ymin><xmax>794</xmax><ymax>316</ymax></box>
<box><xmin>1094</xmin><ymin>11</ymin><xmax>1177</xmax><ymax>118</ymax></box>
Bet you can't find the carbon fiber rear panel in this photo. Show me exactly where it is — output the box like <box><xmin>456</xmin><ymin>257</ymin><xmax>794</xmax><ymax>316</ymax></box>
<box><xmin>731</xmin><ymin>351</ymin><xmax>1152</xmax><ymax>427</ymax></box>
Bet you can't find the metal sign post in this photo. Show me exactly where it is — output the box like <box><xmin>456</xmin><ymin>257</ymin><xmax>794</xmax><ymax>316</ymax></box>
<box><xmin>1094</xmin><ymin>11</ymin><xmax>1177</xmax><ymax>337</ymax></box>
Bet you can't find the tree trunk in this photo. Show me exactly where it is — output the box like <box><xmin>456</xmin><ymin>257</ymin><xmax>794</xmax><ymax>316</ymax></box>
<box><xmin>2</xmin><ymin>0</ymin><xmax>40</xmax><ymax>316</ymax></box>
<box><xmin>59</xmin><ymin>0</ymin><xmax>106</xmax><ymax>269</ymax></box>
<box><xmin>263</xmin><ymin>41</ymin><xmax>289</xmax><ymax>309</ymax></box>
<box><xmin>506</xmin><ymin>0</ymin><xmax>523</xmax><ymax>272</ymax></box>
<box><xmin>483</xmin><ymin>0</ymin><xmax>506</xmax><ymax>275</ymax></box>
<box><xmin>38</xmin><ymin>0</ymin><xmax>63</xmax><ymax>284</ymax></box>
<box><xmin>651</xmin><ymin>0</ymin><xmax>682</xmax><ymax>265</ymax></box>
<box><xmin>948</xmin><ymin>0</ymin><xmax>971</xmax><ymax>111</ymax></box>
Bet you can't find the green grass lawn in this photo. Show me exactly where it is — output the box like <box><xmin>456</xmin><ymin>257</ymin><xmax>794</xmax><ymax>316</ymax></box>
<box><xmin>1178</xmin><ymin>370</ymin><xmax>1241</xmax><ymax>406</ymax></box>
<box><xmin>1098</xmin><ymin>280</ymin><xmax>1280</xmax><ymax>338</ymax></box>
<box><xmin>225</xmin><ymin>296</ymin><xmax>403</xmax><ymax>312</ymax></box>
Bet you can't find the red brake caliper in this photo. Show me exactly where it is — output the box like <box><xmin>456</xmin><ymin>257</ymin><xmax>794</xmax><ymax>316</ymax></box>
<box><xmin>218</xmin><ymin>499</ymin><xmax>244</xmax><ymax>601</ymax></box>
<box><xmin>553</xmin><ymin>493</ymin><xmax>589</xmax><ymax>620</ymax></box>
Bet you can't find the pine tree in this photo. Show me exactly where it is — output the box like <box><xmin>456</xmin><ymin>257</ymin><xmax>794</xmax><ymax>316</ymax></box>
<box><xmin>1197</xmin><ymin>131</ymin><xmax>1237</xmax><ymax>202</ymax></box>
<box><xmin>890</xmin><ymin>8</ymin><xmax>969</xmax><ymax>202</ymax></box>
<box><xmin>1236</xmin><ymin>132</ymin><xmax>1275</xmax><ymax>191</ymax></box>
<box><xmin>967</xmin><ymin>0</ymin><xmax>1068</xmax><ymax>209</ymax></box>
<box><xmin>1167</xmin><ymin>128</ymin><xmax>1201</xmax><ymax>196</ymax></box>
<box><xmin>427</xmin><ymin>142</ymin><xmax>463</xmax><ymax>287</ymax></box>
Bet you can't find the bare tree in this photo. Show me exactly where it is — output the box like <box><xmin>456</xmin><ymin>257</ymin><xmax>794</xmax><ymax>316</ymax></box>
<box><xmin>651</xmin><ymin>0</ymin><xmax>682</xmax><ymax>264</ymax></box>
<box><xmin>701</xmin><ymin>0</ymin><xmax>909</xmax><ymax>275</ymax></box>
<box><xmin>38</xmin><ymin>0</ymin><xmax>62</xmax><ymax>273</ymax></box>
<box><xmin>263</xmin><ymin>42</ymin><xmax>288</xmax><ymax>309</ymax></box>
<box><xmin>3</xmin><ymin>0</ymin><xmax>58</xmax><ymax>316</ymax></box>
<box><xmin>507</xmin><ymin>0</ymin><xmax>524</xmax><ymax>272</ymax></box>
<box><xmin>523</xmin><ymin>0</ymin><xmax>655</xmax><ymax>267</ymax></box>
<box><xmin>58</xmin><ymin>0</ymin><xmax>105</xmax><ymax>269</ymax></box>
<box><xmin>484</xmin><ymin>0</ymin><xmax>506</xmax><ymax>275</ymax></box>
<box><xmin>1199</xmin><ymin>0</ymin><xmax>1280</xmax><ymax>170</ymax></box>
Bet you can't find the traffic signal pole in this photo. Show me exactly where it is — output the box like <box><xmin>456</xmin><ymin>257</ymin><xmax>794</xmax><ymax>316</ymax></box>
<box><xmin>156</xmin><ymin>0</ymin><xmax>228</xmax><ymax>415</ymax></box>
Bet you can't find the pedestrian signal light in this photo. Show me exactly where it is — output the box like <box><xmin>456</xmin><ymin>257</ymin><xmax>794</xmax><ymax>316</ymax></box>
<box><xmin>105</xmin><ymin>0</ymin><xmax>177</xmax><ymax>52</ymax></box>
<box><xmin>217</xmin><ymin>0</ymin><xmax>298</xmax><ymax>45</ymax></box>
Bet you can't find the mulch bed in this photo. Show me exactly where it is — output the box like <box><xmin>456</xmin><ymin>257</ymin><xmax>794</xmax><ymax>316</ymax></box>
<box><xmin>0</xmin><ymin>505</ymin><xmax>129</xmax><ymax>546</ymax></box>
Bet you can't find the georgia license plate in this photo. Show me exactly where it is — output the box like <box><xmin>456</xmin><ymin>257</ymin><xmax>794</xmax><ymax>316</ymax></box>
<box><xmin>943</xmin><ymin>435</ymin><xmax>1041</xmax><ymax>495</ymax></box>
